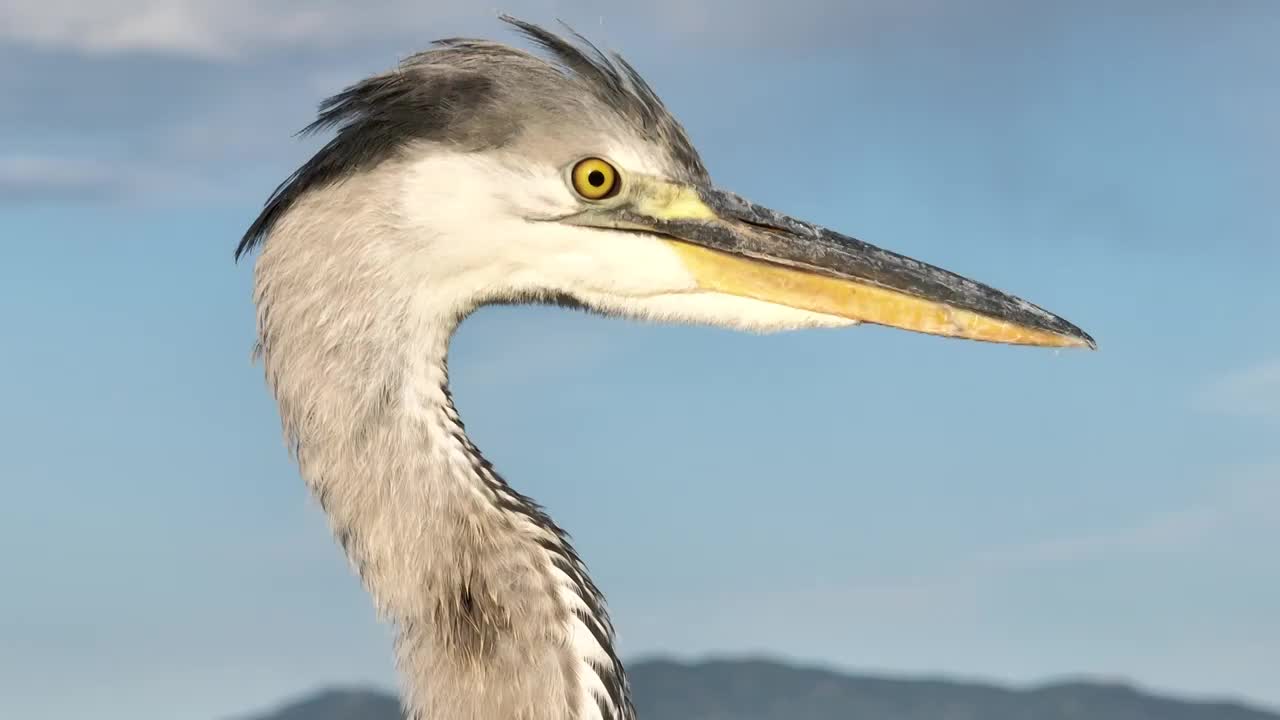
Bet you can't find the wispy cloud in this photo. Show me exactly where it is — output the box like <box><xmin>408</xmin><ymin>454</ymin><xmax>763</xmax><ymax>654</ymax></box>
<box><xmin>968</xmin><ymin>507</ymin><xmax>1220</xmax><ymax>573</ymax></box>
<box><xmin>0</xmin><ymin>0</ymin><xmax>461</xmax><ymax>58</ymax></box>
<box><xmin>1196</xmin><ymin>359</ymin><xmax>1280</xmax><ymax>418</ymax></box>
<box><xmin>849</xmin><ymin>462</ymin><xmax>1279</xmax><ymax>597</ymax></box>
<box><xmin>0</xmin><ymin>153</ymin><xmax>226</xmax><ymax>204</ymax></box>
<box><xmin>0</xmin><ymin>155</ymin><xmax>120</xmax><ymax>203</ymax></box>
<box><xmin>0</xmin><ymin>0</ymin><xmax>1011</xmax><ymax>59</ymax></box>
<box><xmin>9</xmin><ymin>1</ymin><xmax>1254</xmax><ymax>62</ymax></box>
<box><xmin>972</xmin><ymin>462</ymin><xmax>1277</xmax><ymax>577</ymax></box>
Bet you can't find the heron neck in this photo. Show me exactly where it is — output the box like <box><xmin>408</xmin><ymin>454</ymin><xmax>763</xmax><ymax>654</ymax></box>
<box><xmin>259</xmin><ymin>295</ymin><xmax>631</xmax><ymax>720</ymax></box>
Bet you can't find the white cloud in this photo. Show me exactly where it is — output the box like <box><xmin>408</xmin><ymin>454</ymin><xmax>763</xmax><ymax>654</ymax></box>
<box><xmin>1197</xmin><ymin>359</ymin><xmax>1280</xmax><ymax>418</ymax></box>
<box><xmin>0</xmin><ymin>155</ymin><xmax>120</xmax><ymax>201</ymax></box>
<box><xmin>970</xmin><ymin>462</ymin><xmax>1279</xmax><ymax>577</ymax></box>
<box><xmin>0</xmin><ymin>0</ymin><xmax>465</xmax><ymax>57</ymax></box>
<box><xmin>965</xmin><ymin>506</ymin><xmax>1220</xmax><ymax>573</ymax></box>
<box><xmin>0</xmin><ymin>153</ymin><xmax>226</xmax><ymax>204</ymax></box>
<box><xmin>888</xmin><ymin>462</ymin><xmax>1279</xmax><ymax>585</ymax></box>
<box><xmin>0</xmin><ymin>0</ymin><xmax>979</xmax><ymax>58</ymax></box>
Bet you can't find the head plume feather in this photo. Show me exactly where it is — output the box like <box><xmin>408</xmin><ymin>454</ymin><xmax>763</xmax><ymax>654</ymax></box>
<box><xmin>236</xmin><ymin>16</ymin><xmax>706</xmax><ymax>261</ymax></box>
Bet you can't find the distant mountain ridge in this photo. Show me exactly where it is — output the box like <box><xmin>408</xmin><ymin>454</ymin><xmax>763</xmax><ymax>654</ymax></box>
<box><xmin>239</xmin><ymin>657</ymin><xmax>1279</xmax><ymax>720</ymax></box>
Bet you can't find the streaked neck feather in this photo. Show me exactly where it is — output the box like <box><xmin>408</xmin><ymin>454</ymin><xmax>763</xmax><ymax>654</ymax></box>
<box><xmin>251</xmin><ymin>187</ymin><xmax>632</xmax><ymax>720</ymax></box>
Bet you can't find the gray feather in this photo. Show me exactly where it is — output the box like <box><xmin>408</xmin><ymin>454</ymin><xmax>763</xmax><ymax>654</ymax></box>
<box><xmin>236</xmin><ymin>15</ymin><xmax>707</xmax><ymax>261</ymax></box>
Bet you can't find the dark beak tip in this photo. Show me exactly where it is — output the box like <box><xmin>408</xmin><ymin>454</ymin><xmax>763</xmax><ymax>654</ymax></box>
<box><xmin>1057</xmin><ymin>323</ymin><xmax>1097</xmax><ymax>351</ymax></box>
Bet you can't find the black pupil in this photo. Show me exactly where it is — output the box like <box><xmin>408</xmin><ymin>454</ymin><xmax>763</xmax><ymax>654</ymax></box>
<box><xmin>587</xmin><ymin>170</ymin><xmax>606</xmax><ymax>187</ymax></box>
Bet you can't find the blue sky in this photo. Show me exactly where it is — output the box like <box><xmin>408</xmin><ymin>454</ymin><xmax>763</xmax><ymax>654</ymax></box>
<box><xmin>1</xmin><ymin>2</ymin><xmax>1277</xmax><ymax>719</ymax></box>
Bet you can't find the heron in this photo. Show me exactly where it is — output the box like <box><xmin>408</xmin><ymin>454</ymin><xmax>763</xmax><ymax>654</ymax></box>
<box><xmin>235</xmin><ymin>16</ymin><xmax>1094</xmax><ymax>720</ymax></box>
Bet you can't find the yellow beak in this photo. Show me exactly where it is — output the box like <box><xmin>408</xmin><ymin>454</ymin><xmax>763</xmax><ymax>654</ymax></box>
<box><xmin>570</xmin><ymin>177</ymin><xmax>1095</xmax><ymax>349</ymax></box>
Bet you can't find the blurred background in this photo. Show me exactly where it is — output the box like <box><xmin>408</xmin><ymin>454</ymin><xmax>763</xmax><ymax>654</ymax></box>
<box><xmin>1</xmin><ymin>1</ymin><xmax>1276</xmax><ymax>719</ymax></box>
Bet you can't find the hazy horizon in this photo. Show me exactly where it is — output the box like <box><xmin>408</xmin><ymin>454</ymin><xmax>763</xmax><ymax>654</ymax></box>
<box><xmin>242</xmin><ymin>651</ymin><xmax>1280</xmax><ymax>709</ymax></box>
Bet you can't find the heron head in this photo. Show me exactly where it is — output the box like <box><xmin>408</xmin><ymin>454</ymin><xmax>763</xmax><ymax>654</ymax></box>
<box><xmin>239</xmin><ymin>16</ymin><xmax>1094</xmax><ymax>350</ymax></box>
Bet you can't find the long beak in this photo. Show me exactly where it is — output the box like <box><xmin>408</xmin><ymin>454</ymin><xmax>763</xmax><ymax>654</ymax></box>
<box><xmin>570</xmin><ymin>177</ymin><xmax>1096</xmax><ymax>349</ymax></box>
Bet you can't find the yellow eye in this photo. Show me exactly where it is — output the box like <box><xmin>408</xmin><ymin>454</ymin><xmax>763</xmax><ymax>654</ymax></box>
<box><xmin>571</xmin><ymin>157</ymin><xmax>620</xmax><ymax>200</ymax></box>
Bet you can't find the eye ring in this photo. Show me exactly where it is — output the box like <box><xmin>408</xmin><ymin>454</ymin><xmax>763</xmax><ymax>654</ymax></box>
<box><xmin>571</xmin><ymin>157</ymin><xmax>620</xmax><ymax>200</ymax></box>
